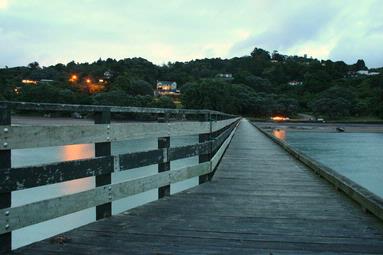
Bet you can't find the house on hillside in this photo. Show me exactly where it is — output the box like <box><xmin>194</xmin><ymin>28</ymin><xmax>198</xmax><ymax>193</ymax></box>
<box><xmin>356</xmin><ymin>70</ymin><xmax>380</xmax><ymax>76</ymax></box>
<box><xmin>156</xmin><ymin>81</ymin><xmax>180</xmax><ymax>96</ymax></box>
<box><xmin>39</xmin><ymin>79</ymin><xmax>55</xmax><ymax>84</ymax></box>
<box><xmin>216</xmin><ymin>73</ymin><xmax>233</xmax><ymax>80</ymax></box>
<box><xmin>288</xmin><ymin>81</ymin><xmax>303</xmax><ymax>86</ymax></box>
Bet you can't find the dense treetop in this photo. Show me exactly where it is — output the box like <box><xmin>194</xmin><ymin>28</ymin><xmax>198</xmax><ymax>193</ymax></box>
<box><xmin>1</xmin><ymin>47</ymin><xmax>382</xmax><ymax>119</ymax></box>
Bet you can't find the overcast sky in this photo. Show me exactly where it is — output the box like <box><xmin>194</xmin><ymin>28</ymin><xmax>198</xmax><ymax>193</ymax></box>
<box><xmin>1</xmin><ymin>0</ymin><xmax>382</xmax><ymax>68</ymax></box>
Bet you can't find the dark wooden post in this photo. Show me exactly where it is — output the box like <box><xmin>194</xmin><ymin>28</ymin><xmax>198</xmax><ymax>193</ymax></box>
<box><xmin>199</xmin><ymin>112</ymin><xmax>212</xmax><ymax>184</ymax></box>
<box><xmin>158</xmin><ymin>112</ymin><xmax>170</xmax><ymax>198</ymax></box>
<box><xmin>94</xmin><ymin>110</ymin><xmax>112</xmax><ymax>220</ymax></box>
<box><xmin>0</xmin><ymin>106</ymin><xmax>11</xmax><ymax>253</ymax></box>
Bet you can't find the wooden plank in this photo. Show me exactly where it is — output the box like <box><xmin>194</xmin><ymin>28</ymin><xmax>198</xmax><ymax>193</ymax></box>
<box><xmin>0</xmin><ymin>162</ymin><xmax>211</xmax><ymax>234</ymax></box>
<box><xmin>0</xmin><ymin>101</ymin><xmax>214</xmax><ymax>115</ymax></box>
<box><xmin>0</xmin><ymin>156</ymin><xmax>113</xmax><ymax>193</ymax></box>
<box><xmin>112</xmin><ymin>162</ymin><xmax>211</xmax><ymax>202</ymax></box>
<box><xmin>170</xmin><ymin>162</ymin><xmax>211</xmax><ymax>183</ymax></box>
<box><xmin>212</xmin><ymin>123</ymin><xmax>236</xmax><ymax>152</ymax></box>
<box><xmin>199</xmin><ymin>113</ymin><xmax>212</xmax><ymax>184</ymax></box>
<box><xmin>1</xmin><ymin>140</ymin><xmax>223</xmax><ymax>193</ymax></box>
<box><xmin>211</xmin><ymin>122</ymin><xmax>238</xmax><ymax>170</ymax></box>
<box><xmin>94</xmin><ymin>110</ymin><xmax>112</xmax><ymax>220</ymax></box>
<box><xmin>211</xmin><ymin>117</ymin><xmax>240</xmax><ymax>132</ymax></box>
<box><xmin>0</xmin><ymin>121</ymin><xmax>213</xmax><ymax>150</ymax></box>
<box><xmin>168</xmin><ymin>121</ymin><xmax>210</xmax><ymax>136</ymax></box>
<box><xmin>119</xmin><ymin>149</ymin><xmax>163</xmax><ymax>171</ymax></box>
<box><xmin>158</xmin><ymin>134</ymin><xmax>170</xmax><ymax>198</ymax></box>
<box><xmin>0</xmin><ymin>106</ymin><xmax>11</xmax><ymax>254</ymax></box>
<box><xmin>168</xmin><ymin>141</ymin><xmax>210</xmax><ymax>161</ymax></box>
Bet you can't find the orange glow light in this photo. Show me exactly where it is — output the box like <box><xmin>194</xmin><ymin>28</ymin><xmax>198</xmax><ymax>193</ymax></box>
<box><xmin>69</xmin><ymin>74</ymin><xmax>79</xmax><ymax>83</ymax></box>
<box><xmin>21</xmin><ymin>79</ymin><xmax>38</xmax><ymax>85</ymax></box>
<box><xmin>271</xmin><ymin>116</ymin><xmax>289</xmax><ymax>122</ymax></box>
<box><xmin>86</xmin><ymin>78</ymin><xmax>91</xmax><ymax>84</ymax></box>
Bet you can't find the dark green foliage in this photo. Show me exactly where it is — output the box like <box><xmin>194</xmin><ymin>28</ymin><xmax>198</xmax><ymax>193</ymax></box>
<box><xmin>92</xmin><ymin>90</ymin><xmax>153</xmax><ymax>107</ymax></box>
<box><xmin>151</xmin><ymin>96</ymin><xmax>176</xmax><ymax>109</ymax></box>
<box><xmin>354</xmin><ymin>59</ymin><xmax>367</xmax><ymax>71</ymax></box>
<box><xmin>181</xmin><ymin>80</ymin><xmax>298</xmax><ymax>116</ymax></box>
<box><xmin>309</xmin><ymin>87</ymin><xmax>355</xmax><ymax>118</ymax></box>
<box><xmin>111</xmin><ymin>75</ymin><xmax>153</xmax><ymax>96</ymax></box>
<box><xmin>0</xmin><ymin>47</ymin><xmax>382</xmax><ymax>118</ymax></box>
<box><xmin>17</xmin><ymin>83</ymin><xmax>91</xmax><ymax>105</ymax></box>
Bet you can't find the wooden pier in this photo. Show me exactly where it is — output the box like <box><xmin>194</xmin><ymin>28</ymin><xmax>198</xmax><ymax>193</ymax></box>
<box><xmin>12</xmin><ymin>118</ymin><xmax>383</xmax><ymax>254</ymax></box>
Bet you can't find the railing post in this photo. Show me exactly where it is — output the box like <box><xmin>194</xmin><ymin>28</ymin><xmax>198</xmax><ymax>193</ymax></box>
<box><xmin>199</xmin><ymin>112</ymin><xmax>212</xmax><ymax>184</ymax></box>
<box><xmin>158</xmin><ymin>112</ymin><xmax>170</xmax><ymax>198</ymax></box>
<box><xmin>94</xmin><ymin>110</ymin><xmax>112</xmax><ymax>220</ymax></box>
<box><xmin>0</xmin><ymin>106</ymin><xmax>11</xmax><ymax>253</ymax></box>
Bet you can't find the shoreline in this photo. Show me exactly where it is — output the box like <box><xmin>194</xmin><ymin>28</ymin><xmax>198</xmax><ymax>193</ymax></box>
<box><xmin>254</xmin><ymin>121</ymin><xmax>383</xmax><ymax>133</ymax></box>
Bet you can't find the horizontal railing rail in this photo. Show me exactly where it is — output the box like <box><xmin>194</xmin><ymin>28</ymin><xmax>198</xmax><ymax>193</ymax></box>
<box><xmin>0</xmin><ymin>101</ymin><xmax>240</xmax><ymax>252</ymax></box>
<box><xmin>0</xmin><ymin>125</ymin><xmax>236</xmax><ymax>193</ymax></box>
<box><xmin>0</xmin><ymin>101</ymin><xmax>235</xmax><ymax>117</ymax></box>
<box><xmin>0</xmin><ymin>118</ymin><xmax>239</xmax><ymax>150</ymax></box>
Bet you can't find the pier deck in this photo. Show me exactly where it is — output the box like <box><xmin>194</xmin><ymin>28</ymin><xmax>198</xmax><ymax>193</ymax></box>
<box><xmin>15</xmin><ymin>120</ymin><xmax>383</xmax><ymax>254</ymax></box>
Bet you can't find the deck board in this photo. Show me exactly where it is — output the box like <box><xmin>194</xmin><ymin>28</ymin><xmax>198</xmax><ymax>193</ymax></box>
<box><xmin>14</xmin><ymin>119</ymin><xmax>383</xmax><ymax>254</ymax></box>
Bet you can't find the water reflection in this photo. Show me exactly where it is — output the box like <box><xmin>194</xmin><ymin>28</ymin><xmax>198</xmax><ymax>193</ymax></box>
<box><xmin>273</xmin><ymin>128</ymin><xmax>286</xmax><ymax>140</ymax></box>
<box><xmin>59</xmin><ymin>144</ymin><xmax>95</xmax><ymax>195</ymax></box>
<box><xmin>60</xmin><ymin>144</ymin><xmax>94</xmax><ymax>161</ymax></box>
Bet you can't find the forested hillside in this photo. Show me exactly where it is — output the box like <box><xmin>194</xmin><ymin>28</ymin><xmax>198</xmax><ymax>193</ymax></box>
<box><xmin>1</xmin><ymin>47</ymin><xmax>382</xmax><ymax>119</ymax></box>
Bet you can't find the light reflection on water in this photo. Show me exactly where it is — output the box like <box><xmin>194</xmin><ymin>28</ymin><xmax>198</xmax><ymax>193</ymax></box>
<box><xmin>275</xmin><ymin>130</ymin><xmax>383</xmax><ymax>198</ymax></box>
<box><xmin>272</xmin><ymin>128</ymin><xmax>286</xmax><ymax>140</ymax></box>
<box><xmin>12</xmin><ymin>135</ymin><xmax>198</xmax><ymax>249</ymax></box>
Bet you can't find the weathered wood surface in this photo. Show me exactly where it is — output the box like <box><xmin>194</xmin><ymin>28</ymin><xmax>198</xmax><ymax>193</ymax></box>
<box><xmin>0</xmin><ymin>118</ymin><xmax>239</xmax><ymax>150</ymax></box>
<box><xmin>0</xmin><ymin>125</ymin><xmax>235</xmax><ymax>193</ymax></box>
<box><xmin>14</xmin><ymin>119</ymin><xmax>383</xmax><ymax>254</ymax></box>
<box><xmin>0</xmin><ymin>101</ymin><xmax>215</xmax><ymax>115</ymax></box>
<box><xmin>0</xmin><ymin>162</ymin><xmax>211</xmax><ymax>235</ymax></box>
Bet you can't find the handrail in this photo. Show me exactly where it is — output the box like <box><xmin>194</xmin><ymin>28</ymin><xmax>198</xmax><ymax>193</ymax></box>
<box><xmin>252</xmin><ymin>123</ymin><xmax>383</xmax><ymax>222</ymax></box>
<box><xmin>0</xmin><ymin>101</ymin><xmax>235</xmax><ymax>117</ymax></box>
<box><xmin>0</xmin><ymin>118</ymin><xmax>239</xmax><ymax>150</ymax></box>
<box><xmin>0</xmin><ymin>103</ymin><xmax>240</xmax><ymax>252</ymax></box>
<box><xmin>0</xmin><ymin>126</ymin><xmax>236</xmax><ymax>193</ymax></box>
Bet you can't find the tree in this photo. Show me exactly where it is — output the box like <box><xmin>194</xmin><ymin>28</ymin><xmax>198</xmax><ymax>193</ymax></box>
<box><xmin>151</xmin><ymin>96</ymin><xmax>176</xmax><ymax>108</ymax></box>
<box><xmin>354</xmin><ymin>59</ymin><xmax>367</xmax><ymax>71</ymax></box>
<box><xmin>274</xmin><ymin>97</ymin><xmax>299</xmax><ymax>116</ymax></box>
<box><xmin>251</xmin><ymin>48</ymin><xmax>271</xmax><ymax>61</ymax></box>
<box><xmin>309</xmin><ymin>86</ymin><xmax>355</xmax><ymax>118</ymax></box>
<box><xmin>92</xmin><ymin>90</ymin><xmax>129</xmax><ymax>106</ymax></box>
<box><xmin>28</xmin><ymin>62</ymin><xmax>40</xmax><ymax>70</ymax></box>
<box><xmin>128</xmin><ymin>80</ymin><xmax>153</xmax><ymax>96</ymax></box>
<box><xmin>271</xmin><ymin>50</ymin><xmax>285</xmax><ymax>62</ymax></box>
<box><xmin>234</xmin><ymin>72</ymin><xmax>273</xmax><ymax>92</ymax></box>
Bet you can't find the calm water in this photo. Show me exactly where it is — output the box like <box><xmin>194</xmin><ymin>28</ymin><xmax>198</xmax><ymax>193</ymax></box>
<box><xmin>12</xmin><ymin>135</ymin><xmax>198</xmax><ymax>249</ymax></box>
<box><xmin>277</xmin><ymin>130</ymin><xmax>383</xmax><ymax>198</ymax></box>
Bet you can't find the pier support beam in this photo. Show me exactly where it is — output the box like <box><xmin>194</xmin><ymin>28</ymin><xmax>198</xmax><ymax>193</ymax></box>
<box><xmin>199</xmin><ymin>113</ymin><xmax>212</xmax><ymax>184</ymax></box>
<box><xmin>158</xmin><ymin>113</ymin><xmax>170</xmax><ymax>198</ymax></box>
<box><xmin>95</xmin><ymin>110</ymin><xmax>112</xmax><ymax>220</ymax></box>
<box><xmin>0</xmin><ymin>106</ymin><xmax>11</xmax><ymax>253</ymax></box>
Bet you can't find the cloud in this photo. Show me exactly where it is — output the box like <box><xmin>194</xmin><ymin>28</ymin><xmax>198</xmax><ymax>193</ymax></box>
<box><xmin>0</xmin><ymin>0</ymin><xmax>8</xmax><ymax>10</ymax></box>
<box><xmin>0</xmin><ymin>0</ymin><xmax>382</xmax><ymax>67</ymax></box>
<box><xmin>229</xmin><ymin>2</ymin><xmax>340</xmax><ymax>57</ymax></box>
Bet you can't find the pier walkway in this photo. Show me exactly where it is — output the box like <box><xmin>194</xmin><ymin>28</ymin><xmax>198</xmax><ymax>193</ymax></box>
<box><xmin>15</xmin><ymin>120</ymin><xmax>383</xmax><ymax>254</ymax></box>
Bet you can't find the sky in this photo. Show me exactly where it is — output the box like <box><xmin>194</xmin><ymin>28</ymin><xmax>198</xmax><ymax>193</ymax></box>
<box><xmin>0</xmin><ymin>0</ymin><xmax>382</xmax><ymax>68</ymax></box>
